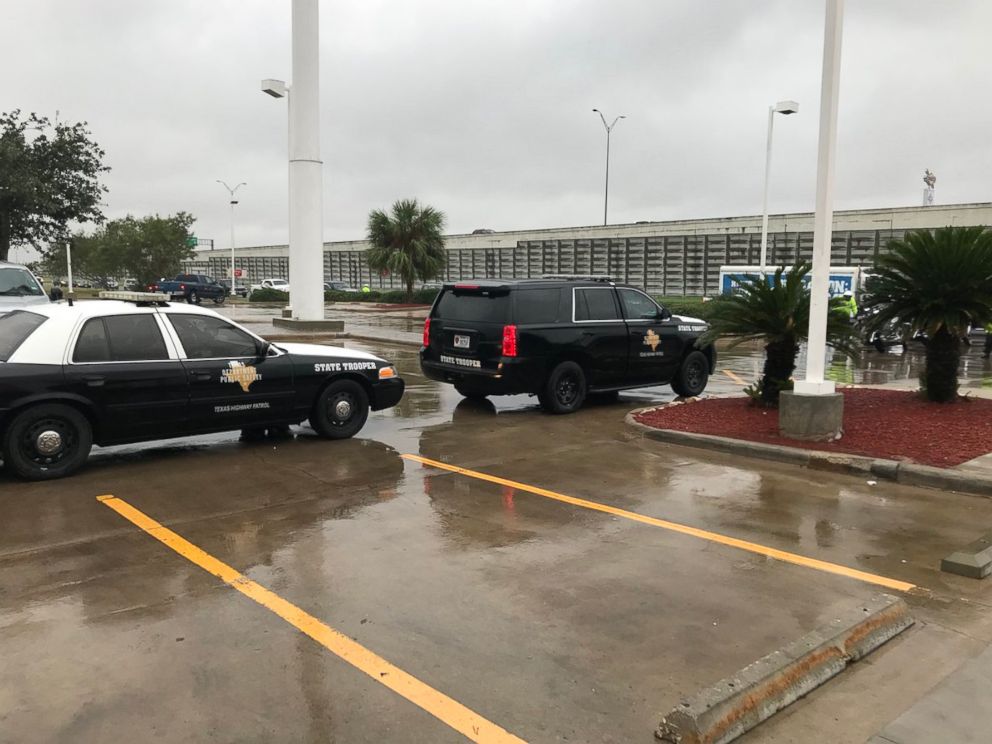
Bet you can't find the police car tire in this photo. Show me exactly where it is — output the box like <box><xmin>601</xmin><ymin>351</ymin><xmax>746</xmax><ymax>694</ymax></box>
<box><xmin>539</xmin><ymin>361</ymin><xmax>587</xmax><ymax>414</ymax></box>
<box><xmin>3</xmin><ymin>404</ymin><xmax>93</xmax><ymax>480</ymax></box>
<box><xmin>311</xmin><ymin>380</ymin><xmax>369</xmax><ymax>439</ymax></box>
<box><xmin>671</xmin><ymin>350</ymin><xmax>709</xmax><ymax>397</ymax></box>
<box><xmin>454</xmin><ymin>384</ymin><xmax>488</xmax><ymax>401</ymax></box>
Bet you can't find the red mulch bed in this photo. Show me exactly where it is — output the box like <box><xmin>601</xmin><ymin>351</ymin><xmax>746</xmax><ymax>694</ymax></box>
<box><xmin>633</xmin><ymin>388</ymin><xmax>992</xmax><ymax>468</ymax></box>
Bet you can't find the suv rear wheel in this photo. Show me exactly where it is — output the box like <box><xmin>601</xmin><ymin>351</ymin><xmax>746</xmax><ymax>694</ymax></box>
<box><xmin>539</xmin><ymin>361</ymin><xmax>587</xmax><ymax>414</ymax></box>
<box><xmin>671</xmin><ymin>350</ymin><xmax>709</xmax><ymax>397</ymax></box>
<box><xmin>454</xmin><ymin>384</ymin><xmax>488</xmax><ymax>401</ymax></box>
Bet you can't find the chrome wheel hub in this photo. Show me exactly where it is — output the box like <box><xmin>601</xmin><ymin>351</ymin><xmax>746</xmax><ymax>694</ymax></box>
<box><xmin>36</xmin><ymin>430</ymin><xmax>63</xmax><ymax>456</ymax></box>
<box><xmin>334</xmin><ymin>399</ymin><xmax>353</xmax><ymax>419</ymax></box>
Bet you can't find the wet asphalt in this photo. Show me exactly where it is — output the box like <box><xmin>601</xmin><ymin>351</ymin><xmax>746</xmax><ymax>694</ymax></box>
<box><xmin>3</xmin><ymin>307</ymin><xmax>992</xmax><ymax>743</ymax></box>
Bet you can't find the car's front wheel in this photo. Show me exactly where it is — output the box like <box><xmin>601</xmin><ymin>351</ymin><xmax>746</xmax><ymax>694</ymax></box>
<box><xmin>187</xmin><ymin>290</ymin><xmax>200</xmax><ymax>304</ymax></box>
<box><xmin>2</xmin><ymin>404</ymin><xmax>93</xmax><ymax>480</ymax></box>
<box><xmin>539</xmin><ymin>361</ymin><xmax>587</xmax><ymax>414</ymax></box>
<box><xmin>213</xmin><ymin>294</ymin><xmax>226</xmax><ymax>305</ymax></box>
<box><xmin>671</xmin><ymin>350</ymin><xmax>709</xmax><ymax>397</ymax></box>
<box><xmin>310</xmin><ymin>379</ymin><xmax>369</xmax><ymax>439</ymax></box>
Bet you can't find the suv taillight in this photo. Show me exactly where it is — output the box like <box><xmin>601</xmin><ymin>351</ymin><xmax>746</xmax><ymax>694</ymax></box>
<box><xmin>501</xmin><ymin>325</ymin><xmax>518</xmax><ymax>357</ymax></box>
<box><xmin>423</xmin><ymin>317</ymin><xmax>431</xmax><ymax>347</ymax></box>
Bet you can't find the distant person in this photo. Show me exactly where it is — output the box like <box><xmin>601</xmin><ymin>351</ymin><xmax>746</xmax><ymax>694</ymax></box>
<box><xmin>840</xmin><ymin>290</ymin><xmax>858</xmax><ymax>320</ymax></box>
<box><xmin>984</xmin><ymin>321</ymin><xmax>992</xmax><ymax>359</ymax></box>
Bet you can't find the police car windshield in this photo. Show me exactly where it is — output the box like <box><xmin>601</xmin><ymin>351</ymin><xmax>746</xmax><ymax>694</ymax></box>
<box><xmin>0</xmin><ymin>310</ymin><xmax>46</xmax><ymax>361</ymax></box>
<box><xmin>0</xmin><ymin>267</ymin><xmax>44</xmax><ymax>297</ymax></box>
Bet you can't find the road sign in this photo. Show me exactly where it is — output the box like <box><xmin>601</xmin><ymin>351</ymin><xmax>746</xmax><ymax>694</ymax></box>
<box><xmin>185</xmin><ymin>235</ymin><xmax>198</xmax><ymax>248</ymax></box>
<box><xmin>234</xmin><ymin>269</ymin><xmax>244</xmax><ymax>278</ymax></box>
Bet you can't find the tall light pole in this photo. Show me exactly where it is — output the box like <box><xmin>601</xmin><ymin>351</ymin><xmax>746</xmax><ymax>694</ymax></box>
<box><xmin>795</xmin><ymin>0</ymin><xmax>843</xmax><ymax>400</ymax></box>
<box><xmin>261</xmin><ymin>0</ymin><xmax>325</xmax><ymax>321</ymax></box>
<box><xmin>759</xmin><ymin>100</ymin><xmax>799</xmax><ymax>273</ymax></box>
<box><xmin>217</xmin><ymin>180</ymin><xmax>246</xmax><ymax>296</ymax></box>
<box><xmin>592</xmin><ymin>109</ymin><xmax>626</xmax><ymax>226</ymax></box>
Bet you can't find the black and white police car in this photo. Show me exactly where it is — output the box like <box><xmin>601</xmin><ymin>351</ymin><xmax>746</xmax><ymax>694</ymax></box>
<box><xmin>0</xmin><ymin>292</ymin><xmax>405</xmax><ymax>480</ymax></box>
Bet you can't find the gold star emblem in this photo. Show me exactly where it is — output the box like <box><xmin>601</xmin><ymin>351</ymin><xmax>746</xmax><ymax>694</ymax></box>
<box><xmin>643</xmin><ymin>329</ymin><xmax>661</xmax><ymax>352</ymax></box>
<box><xmin>220</xmin><ymin>361</ymin><xmax>261</xmax><ymax>392</ymax></box>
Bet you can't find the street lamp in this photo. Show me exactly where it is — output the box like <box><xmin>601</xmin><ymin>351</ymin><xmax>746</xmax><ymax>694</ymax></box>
<box><xmin>759</xmin><ymin>100</ymin><xmax>799</xmax><ymax>273</ymax></box>
<box><xmin>592</xmin><ymin>109</ymin><xmax>626</xmax><ymax>226</ymax></box>
<box><xmin>216</xmin><ymin>180</ymin><xmax>246</xmax><ymax>296</ymax></box>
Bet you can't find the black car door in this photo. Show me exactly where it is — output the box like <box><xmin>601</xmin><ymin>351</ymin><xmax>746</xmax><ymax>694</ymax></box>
<box><xmin>617</xmin><ymin>288</ymin><xmax>680</xmax><ymax>384</ymax></box>
<box><xmin>570</xmin><ymin>287</ymin><xmax>628</xmax><ymax>386</ymax></box>
<box><xmin>63</xmin><ymin>312</ymin><xmax>189</xmax><ymax>444</ymax></box>
<box><xmin>165</xmin><ymin>312</ymin><xmax>295</xmax><ymax>429</ymax></box>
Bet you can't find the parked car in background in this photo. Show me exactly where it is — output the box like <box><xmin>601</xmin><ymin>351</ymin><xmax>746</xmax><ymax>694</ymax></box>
<box><xmin>421</xmin><ymin>275</ymin><xmax>716</xmax><ymax>413</ymax></box>
<box><xmin>324</xmin><ymin>281</ymin><xmax>358</xmax><ymax>293</ymax></box>
<box><xmin>148</xmin><ymin>274</ymin><xmax>227</xmax><ymax>304</ymax></box>
<box><xmin>0</xmin><ymin>261</ymin><xmax>50</xmax><ymax>317</ymax></box>
<box><xmin>220</xmin><ymin>279</ymin><xmax>249</xmax><ymax>298</ymax></box>
<box><xmin>251</xmin><ymin>278</ymin><xmax>291</xmax><ymax>294</ymax></box>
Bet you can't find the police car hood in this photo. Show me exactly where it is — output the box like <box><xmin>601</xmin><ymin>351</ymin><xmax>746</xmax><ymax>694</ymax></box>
<box><xmin>673</xmin><ymin>315</ymin><xmax>708</xmax><ymax>326</ymax></box>
<box><xmin>276</xmin><ymin>342</ymin><xmax>385</xmax><ymax>364</ymax></box>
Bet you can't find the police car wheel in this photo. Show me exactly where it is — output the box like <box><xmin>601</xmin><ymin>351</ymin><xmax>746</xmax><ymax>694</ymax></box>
<box><xmin>539</xmin><ymin>361</ymin><xmax>586</xmax><ymax>414</ymax></box>
<box><xmin>454</xmin><ymin>384</ymin><xmax>488</xmax><ymax>401</ymax></box>
<box><xmin>311</xmin><ymin>380</ymin><xmax>369</xmax><ymax>439</ymax></box>
<box><xmin>3</xmin><ymin>404</ymin><xmax>93</xmax><ymax>480</ymax></box>
<box><xmin>672</xmin><ymin>350</ymin><xmax>709</xmax><ymax>397</ymax></box>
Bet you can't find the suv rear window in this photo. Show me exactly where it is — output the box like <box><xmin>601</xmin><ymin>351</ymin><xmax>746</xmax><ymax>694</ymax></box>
<box><xmin>435</xmin><ymin>289</ymin><xmax>509</xmax><ymax>323</ymax></box>
<box><xmin>514</xmin><ymin>288</ymin><xmax>561</xmax><ymax>324</ymax></box>
<box><xmin>574</xmin><ymin>288</ymin><xmax>620</xmax><ymax>321</ymax></box>
<box><xmin>0</xmin><ymin>311</ymin><xmax>46</xmax><ymax>361</ymax></box>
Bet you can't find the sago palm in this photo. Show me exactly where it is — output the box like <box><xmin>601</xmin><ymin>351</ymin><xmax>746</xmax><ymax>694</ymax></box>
<box><xmin>864</xmin><ymin>226</ymin><xmax>992</xmax><ymax>402</ymax></box>
<box><xmin>366</xmin><ymin>199</ymin><xmax>446</xmax><ymax>301</ymax></box>
<box><xmin>700</xmin><ymin>262</ymin><xmax>857</xmax><ymax>406</ymax></box>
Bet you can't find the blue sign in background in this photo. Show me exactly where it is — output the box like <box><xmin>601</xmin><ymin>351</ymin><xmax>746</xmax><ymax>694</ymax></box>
<box><xmin>720</xmin><ymin>271</ymin><xmax>855</xmax><ymax>297</ymax></box>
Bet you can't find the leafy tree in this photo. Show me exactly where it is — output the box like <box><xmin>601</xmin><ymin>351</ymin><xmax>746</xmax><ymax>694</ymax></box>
<box><xmin>864</xmin><ymin>226</ymin><xmax>992</xmax><ymax>402</ymax></box>
<box><xmin>43</xmin><ymin>213</ymin><xmax>196</xmax><ymax>286</ymax></box>
<box><xmin>700</xmin><ymin>262</ymin><xmax>857</xmax><ymax>406</ymax></box>
<box><xmin>0</xmin><ymin>110</ymin><xmax>108</xmax><ymax>261</ymax></box>
<box><xmin>366</xmin><ymin>199</ymin><xmax>446</xmax><ymax>301</ymax></box>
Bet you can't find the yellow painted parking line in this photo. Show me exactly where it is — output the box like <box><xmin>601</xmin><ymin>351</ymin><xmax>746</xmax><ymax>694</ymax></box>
<box><xmin>401</xmin><ymin>456</ymin><xmax>916</xmax><ymax>594</ymax></box>
<box><xmin>97</xmin><ymin>495</ymin><xmax>526</xmax><ymax>744</ymax></box>
<box><xmin>722</xmin><ymin>369</ymin><xmax>747</xmax><ymax>386</ymax></box>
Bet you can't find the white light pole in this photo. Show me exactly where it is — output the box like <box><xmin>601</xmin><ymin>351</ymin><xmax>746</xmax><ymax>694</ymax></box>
<box><xmin>759</xmin><ymin>100</ymin><xmax>799</xmax><ymax>273</ymax></box>
<box><xmin>261</xmin><ymin>0</ymin><xmax>325</xmax><ymax>321</ymax></box>
<box><xmin>216</xmin><ymin>180</ymin><xmax>246</xmax><ymax>296</ymax></box>
<box><xmin>592</xmin><ymin>109</ymin><xmax>626</xmax><ymax>226</ymax></box>
<box><xmin>795</xmin><ymin>0</ymin><xmax>844</xmax><ymax>397</ymax></box>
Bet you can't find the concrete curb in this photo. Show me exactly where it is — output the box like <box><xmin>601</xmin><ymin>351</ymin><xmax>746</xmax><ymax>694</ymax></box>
<box><xmin>656</xmin><ymin>594</ymin><xmax>914</xmax><ymax>744</ymax></box>
<box><xmin>626</xmin><ymin>411</ymin><xmax>992</xmax><ymax>499</ymax></box>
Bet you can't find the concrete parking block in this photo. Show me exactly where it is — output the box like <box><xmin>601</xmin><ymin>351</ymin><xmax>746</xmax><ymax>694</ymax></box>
<box><xmin>656</xmin><ymin>594</ymin><xmax>914</xmax><ymax>744</ymax></box>
<box><xmin>941</xmin><ymin>531</ymin><xmax>992</xmax><ymax>579</ymax></box>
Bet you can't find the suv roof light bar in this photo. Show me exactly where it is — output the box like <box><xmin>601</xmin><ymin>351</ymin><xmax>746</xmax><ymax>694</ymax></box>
<box><xmin>540</xmin><ymin>274</ymin><xmax>615</xmax><ymax>283</ymax></box>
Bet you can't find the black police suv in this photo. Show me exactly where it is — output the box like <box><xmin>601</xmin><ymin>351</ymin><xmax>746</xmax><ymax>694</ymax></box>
<box><xmin>0</xmin><ymin>295</ymin><xmax>405</xmax><ymax>480</ymax></box>
<box><xmin>420</xmin><ymin>276</ymin><xmax>716</xmax><ymax>413</ymax></box>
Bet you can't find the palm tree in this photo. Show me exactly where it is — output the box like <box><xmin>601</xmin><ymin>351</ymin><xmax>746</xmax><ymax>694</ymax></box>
<box><xmin>366</xmin><ymin>199</ymin><xmax>446</xmax><ymax>301</ymax></box>
<box><xmin>864</xmin><ymin>226</ymin><xmax>992</xmax><ymax>402</ymax></box>
<box><xmin>700</xmin><ymin>262</ymin><xmax>857</xmax><ymax>406</ymax></box>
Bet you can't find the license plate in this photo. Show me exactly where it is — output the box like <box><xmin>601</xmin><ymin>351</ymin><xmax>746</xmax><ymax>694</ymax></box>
<box><xmin>454</xmin><ymin>334</ymin><xmax>470</xmax><ymax>349</ymax></box>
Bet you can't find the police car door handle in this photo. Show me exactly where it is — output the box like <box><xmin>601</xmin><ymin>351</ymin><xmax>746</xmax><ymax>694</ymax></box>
<box><xmin>82</xmin><ymin>375</ymin><xmax>105</xmax><ymax>387</ymax></box>
<box><xmin>191</xmin><ymin>371</ymin><xmax>212</xmax><ymax>381</ymax></box>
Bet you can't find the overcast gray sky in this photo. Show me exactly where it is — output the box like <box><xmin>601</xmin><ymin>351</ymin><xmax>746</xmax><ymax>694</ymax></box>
<box><xmin>3</xmin><ymin>0</ymin><xmax>990</xmax><ymax>256</ymax></box>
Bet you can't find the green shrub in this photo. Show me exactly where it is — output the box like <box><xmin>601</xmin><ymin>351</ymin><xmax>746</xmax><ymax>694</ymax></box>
<box><xmin>654</xmin><ymin>296</ymin><xmax>716</xmax><ymax>321</ymax></box>
<box><xmin>248</xmin><ymin>288</ymin><xmax>289</xmax><ymax>302</ymax></box>
<box><xmin>324</xmin><ymin>288</ymin><xmax>440</xmax><ymax>304</ymax></box>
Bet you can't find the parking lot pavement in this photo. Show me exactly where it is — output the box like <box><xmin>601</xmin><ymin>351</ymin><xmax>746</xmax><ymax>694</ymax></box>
<box><xmin>3</xmin><ymin>339</ymin><xmax>992</xmax><ymax>743</ymax></box>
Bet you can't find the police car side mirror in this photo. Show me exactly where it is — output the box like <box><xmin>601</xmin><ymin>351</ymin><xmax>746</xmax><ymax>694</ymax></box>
<box><xmin>659</xmin><ymin>307</ymin><xmax>672</xmax><ymax>320</ymax></box>
<box><xmin>256</xmin><ymin>340</ymin><xmax>272</xmax><ymax>360</ymax></box>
